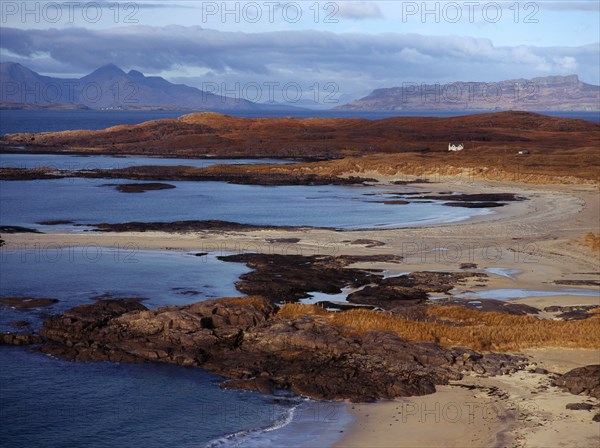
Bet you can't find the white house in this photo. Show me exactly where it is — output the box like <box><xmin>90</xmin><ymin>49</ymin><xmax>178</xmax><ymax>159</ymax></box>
<box><xmin>448</xmin><ymin>143</ymin><xmax>464</xmax><ymax>152</ymax></box>
<box><xmin>518</xmin><ymin>150</ymin><xmax>530</xmax><ymax>155</ymax></box>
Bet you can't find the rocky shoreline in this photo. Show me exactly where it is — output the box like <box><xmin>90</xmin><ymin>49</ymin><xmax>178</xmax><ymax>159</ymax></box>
<box><xmin>1</xmin><ymin>248</ymin><xmax>598</xmax><ymax>405</ymax></box>
<box><xmin>0</xmin><ymin>166</ymin><xmax>377</xmax><ymax>186</ymax></box>
<box><xmin>3</xmin><ymin>295</ymin><xmax>598</xmax><ymax>403</ymax></box>
<box><xmin>0</xmin><ymin>296</ymin><xmax>527</xmax><ymax>402</ymax></box>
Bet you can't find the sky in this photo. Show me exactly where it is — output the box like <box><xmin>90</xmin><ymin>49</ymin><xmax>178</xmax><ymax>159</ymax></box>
<box><xmin>1</xmin><ymin>1</ymin><xmax>599</xmax><ymax>104</ymax></box>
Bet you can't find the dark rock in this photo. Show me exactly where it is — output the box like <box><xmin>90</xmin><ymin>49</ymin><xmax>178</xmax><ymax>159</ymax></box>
<box><xmin>0</xmin><ymin>297</ymin><xmax>59</xmax><ymax>310</ymax></box>
<box><xmin>552</xmin><ymin>365</ymin><xmax>600</xmax><ymax>398</ymax></box>
<box><xmin>221</xmin><ymin>378</ymin><xmax>276</xmax><ymax>395</ymax></box>
<box><xmin>219</xmin><ymin>253</ymin><xmax>382</xmax><ymax>303</ymax></box>
<box><xmin>0</xmin><ymin>226</ymin><xmax>42</xmax><ymax>234</ymax></box>
<box><xmin>566</xmin><ymin>403</ymin><xmax>594</xmax><ymax>411</ymax></box>
<box><xmin>410</xmin><ymin>193</ymin><xmax>525</xmax><ymax>209</ymax></box>
<box><xmin>29</xmin><ymin>296</ymin><xmax>527</xmax><ymax>402</ymax></box>
<box><xmin>460</xmin><ymin>263</ymin><xmax>478</xmax><ymax>269</ymax></box>
<box><xmin>419</xmin><ymin>193</ymin><xmax>524</xmax><ymax>202</ymax></box>
<box><xmin>593</xmin><ymin>413</ymin><xmax>600</xmax><ymax>422</ymax></box>
<box><xmin>10</xmin><ymin>320</ymin><xmax>30</xmax><ymax>328</ymax></box>
<box><xmin>350</xmin><ymin>239</ymin><xmax>385</xmax><ymax>248</ymax></box>
<box><xmin>444</xmin><ymin>201</ymin><xmax>507</xmax><ymax>208</ymax></box>
<box><xmin>347</xmin><ymin>271</ymin><xmax>487</xmax><ymax>310</ymax></box>
<box><xmin>437</xmin><ymin>297</ymin><xmax>539</xmax><ymax>315</ymax></box>
<box><xmin>313</xmin><ymin>301</ymin><xmax>378</xmax><ymax>312</ymax></box>
<box><xmin>553</xmin><ymin>279</ymin><xmax>600</xmax><ymax>287</ymax></box>
<box><xmin>0</xmin><ymin>167</ymin><xmax>63</xmax><ymax>181</ymax></box>
<box><xmin>92</xmin><ymin>220</ymin><xmax>317</xmax><ymax>233</ymax></box>
<box><xmin>391</xmin><ymin>179</ymin><xmax>429</xmax><ymax>185</ymax></box>
<box><xmin>542</xmin><ymin>305</ymin><xmax>600</xmax><ymax>321</ymax></box>
<box><xmin>37</xmin><ymin>220</ymin><xmax>75</xmax><ymax>225</ymax></box>
<box><xmin>1</xmin><ymin>332</ymin><xmax>42</xmax><ymax>345</ymax></box>
<box><xmin>266</xmin><ymin>238</ymin><xmax>301</xmax><ymax>244</ymax></box>
<box><xmin>101</xmin><ymin>182</ymin><xmax>176</xmax><ymax>193</ymax></box>
<box><xmin>382</xmin><ymin>200</ymin><xmax>410</xmax><ymax>205</ymax></box>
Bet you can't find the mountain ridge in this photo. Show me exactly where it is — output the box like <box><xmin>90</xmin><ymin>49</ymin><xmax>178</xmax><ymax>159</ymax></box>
<box><xmin>338</xmin><ymin>75</ymin><xmax>600</xmax><ymax>111</ymax></box>
<box><xmin>0</xmin><ymin>62</ymin><xmax>299</xmax><ymax>111</ymax></box>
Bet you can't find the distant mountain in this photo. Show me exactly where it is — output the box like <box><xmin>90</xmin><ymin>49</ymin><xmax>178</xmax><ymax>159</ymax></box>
<box><xmin>0</xmin><ymin>62</ymin><xmax>296</xmax><ymax>111</ymax></box>
<box><xmin>337</xmin><ymin>75</ymin><xmax>600</xmax><ymax>111</ymax></box>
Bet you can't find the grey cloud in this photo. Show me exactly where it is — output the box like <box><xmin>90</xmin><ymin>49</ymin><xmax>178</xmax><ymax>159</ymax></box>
<box><xmin>1</xmin><ymin>25</ymin><xmax>598</xmax><ymax>99</ymax></box>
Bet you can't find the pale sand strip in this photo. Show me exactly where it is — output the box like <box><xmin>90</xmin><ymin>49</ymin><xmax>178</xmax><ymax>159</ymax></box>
<box><xmin>337</xmin><ymin>348</ymin><xmax>600</xmax><ymax>448</ymax></box>
<box><xmin>336</xmin><ymin>385</ymin><xmax>512</xmax><ymax>448</ymax></box>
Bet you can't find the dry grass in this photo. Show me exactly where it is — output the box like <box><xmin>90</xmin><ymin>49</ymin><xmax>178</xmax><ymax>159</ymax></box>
<box><xmin>581</xmin><ymin>232</ymin><xmax>600</xmax><ymax>251</ymax></box>
<box><xmin>277</xmin><ymin>303</ymin><xmax>330</xmax><ymax>318</ymax></box>
<box><xmin>216</xmin><ymin>296</ymin><xmax>271</xmax><ymax>309</ymax></box>
<box><xmin>278</xmin><ymin>304</ymin><xmax>600</xmax><ymax>352</ymax></box>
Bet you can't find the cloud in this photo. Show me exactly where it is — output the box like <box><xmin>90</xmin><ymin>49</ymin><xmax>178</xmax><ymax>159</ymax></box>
<box><xmin>1</xmin><ymin>25</ymin><xmax>598</xmax><ymax>100</ymax></box>
<box><xmin>537</xmin><ymin>1</ymin><xmax>600</xmax><ymax>11</ymax></box>
<box><xmin>336</xmin><ymin>1</ymin><xmax>383</xmax><ymax>19</ymax></box>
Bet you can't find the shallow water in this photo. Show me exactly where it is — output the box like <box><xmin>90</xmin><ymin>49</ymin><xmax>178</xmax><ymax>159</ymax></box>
<box><xmin>0</xmin><ymin>249</ymin><xmax>249</xmax><ymax>331</ymax></box>
<box><xmin>0</xmin><ymin>153</ymin><xmax>292</xmax><ymax>170</ymax></box>
<box><xmin>455</xmin><ymin>288</ymin><xmax>599</xmax><ymax>300</ymax></box>
<box><xmin>0</xmin><ymin>178</ymin><xmax>493</xmax><ymax>231</ymax></box>
<box><xmin>1</xmin><ymin>109</ymin><xmax>598</xmax><ymax>136</ymax></box>
<box><xmin>483</xmin><ymin>268</ymin><xmax>523</xmax><ymax>280</ymax></box>
<box><xmin>0</xmin><ymin>346</ymin><xmax>296</xmax><ymax>448</ymax></box>
<box><xmin>298</xmin><ymin>290</ymin><xmax>353</xmax><ymax>305</ymax></box>
<box><xmin>0</xmin><ymin>248</ymin><xmax>349</xmax><ymax>448</ymax></box>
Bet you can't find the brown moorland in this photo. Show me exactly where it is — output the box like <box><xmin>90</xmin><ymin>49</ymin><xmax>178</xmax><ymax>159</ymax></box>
<box><xmin>0</xmin><ymin>110</ymin><xmax>596</xmax><ymax>155</ymax></box>
<box><xmin>2</xmin><ymin>111</ymin><xmax>598</xmax><ymax>184</ymax></box>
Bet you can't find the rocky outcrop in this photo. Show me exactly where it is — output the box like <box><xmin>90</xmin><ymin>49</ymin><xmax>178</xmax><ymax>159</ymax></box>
<box><xmin>101</xmin><ymin>182</ymin><xmax>176</xmax><ymax>193</ymax></box>
<box><xmin>347</xmin><ymin>271</ymin><xmax>487</xmax><ymax>309</ymax></box>
<box><xmin>0</xmin><ymin>166</ymin><xmax>376</xmax><ymax>187</ymax></box>
<box><xmin>1</xmin><ymin>332</ymin><xmax>42</xmax><ymax>345</ymax></box>
<box><xmin>553</xmin><ymin>365</ymin><xmax>600</xmax><ymax>399</ymax></box>
<box><xmin>219</xmin><ymin>253</ymin><xmax>394</xmax><ymax>303</ymax></box>
<box><xmin>35</xmin><ymin>297</ymin><xmax>527</xmax><ymax>402</ymax></box>
<box><xmin>543</xmin><ymin>305</ymin><xmax>600</xmax><ymax>320</ymax></box>
<box><xmin>0</xmin><ymin>226</ymin><xmax>42</xmax><ymax>234</ymax></box>
<box><xmin>91</xmin><ymin>220</ymin><xmax>317</xmax><ymax>233</ymax></box>
<box><xmin>438</xmin><ymin>297</ymin><xmax>540</xmax><ymax>315</ymax></box>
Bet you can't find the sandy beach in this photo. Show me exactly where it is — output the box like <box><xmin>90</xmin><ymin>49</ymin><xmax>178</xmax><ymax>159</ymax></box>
<box><xmin>3</xmin><ymin>177</ymin><xmax>599</xmax><ymax>447</ymax></box>
<box><xmin>337</xmin><ymin>347</ymin><xmax>600</xmax><ymax>448</ymax></box>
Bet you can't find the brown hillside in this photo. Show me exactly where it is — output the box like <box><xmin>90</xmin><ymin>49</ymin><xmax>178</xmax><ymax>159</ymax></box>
<box><xmin>2</xmin><ymin>111</ymin><xmax>599</xmax><ymax>184</ymax></box>
<box><xmin>2</xmin><ymin>111</ymin><xmax>599</xmax><ymax>160</ymax></box>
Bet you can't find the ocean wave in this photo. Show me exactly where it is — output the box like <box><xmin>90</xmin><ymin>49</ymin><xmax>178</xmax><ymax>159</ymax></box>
<box><xmin>203</xmin><ymin>400</ymin><xmax>302</xmax><ymax>448</ymax></box>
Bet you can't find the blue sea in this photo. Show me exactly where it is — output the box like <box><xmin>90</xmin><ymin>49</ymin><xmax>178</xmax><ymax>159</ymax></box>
<box><xmin>0</xmin><ymin>108</ymin><xmax>596</xmax><ymax>447</ymax></box>
<box><xmin>1</xmin><ymin>109</ymin><xmax>598</xmax><ymax>136</ymax></box>
<box><xmin>0</xmin><ymin>177</ymin><xmax>491</xmax><ymax>231</ymax></box>
<box><xmin>0</xmin><ymin>249</ymin><xmax>350</xmax><ymax>448</ymax></box>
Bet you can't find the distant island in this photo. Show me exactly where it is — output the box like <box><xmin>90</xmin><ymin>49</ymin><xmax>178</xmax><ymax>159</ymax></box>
<box><xmin>3</xmin><ymin>62</ymin><xmax>599</xmax><ymax>113</ymax></box>
<box><xmin>0</xmin><ymin>101</ymin><xmax>90</xmax><ymax>110</ymax></box>
<box><xmin>0</xmin><ymin>62</ymin><xmax>302</xmax><ymax>112</ymax></box>
<box><xmin>337</xmin><ymin>75</ymin><xmax>600</xmax><ymax>111</ymax></box>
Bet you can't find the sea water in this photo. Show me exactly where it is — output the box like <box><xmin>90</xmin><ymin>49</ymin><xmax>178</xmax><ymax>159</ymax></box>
<box><xmin>0</xmin><ymin>249</ymin><xmax>348</xmax><ymax>448</ymax></box>
<box><xmin>0</xmin><ymin>177</ymin><xmax>492</xmax><ymax>231</ymax></box>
